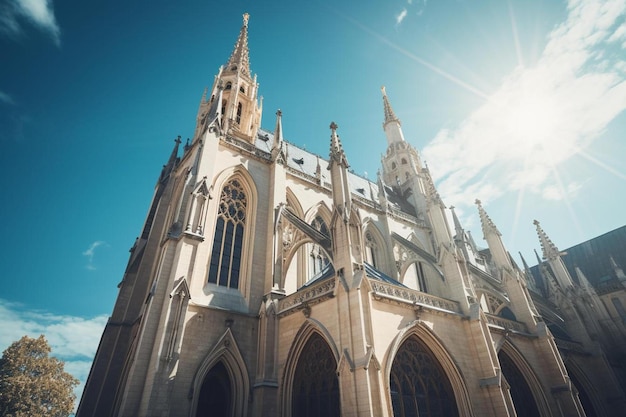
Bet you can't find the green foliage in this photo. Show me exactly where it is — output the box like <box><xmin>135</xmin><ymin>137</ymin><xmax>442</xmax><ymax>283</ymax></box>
<box><xmin>0</xmin><ymin>335</ymin><xmax>79</xmax><ymax>417</ymax></box>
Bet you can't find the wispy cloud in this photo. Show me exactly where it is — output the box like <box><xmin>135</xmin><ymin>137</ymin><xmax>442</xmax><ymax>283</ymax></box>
<box><xmin>423</xmin><ymin>0</ymin><xmax>626</xmax><ymax>209</ymax></box>
<box><xmin>0</xmin><ymin>91</ymin><xmax>16</xmax><ymax>106</ymax></box>
<box><xmin>396</xmin><ymin>8</ymin><xmax>408</xmax><ymax>26</ymax></box>
<box><xmin>0</xmin><ymin>299</ymin><xmax>108</xmax><ymax>407</ymax></box>
<box><xmin>0</xmin><ymin>0</ymin><xmax>61</xmax><ymax>46</ymax></box>
<box><xmin>82</xmin><ymin>240</ymin><xmax>107</xmax><ymax>270</ymax></box>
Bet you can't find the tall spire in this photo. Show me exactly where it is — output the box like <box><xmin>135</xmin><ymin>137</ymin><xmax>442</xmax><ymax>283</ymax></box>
<box><xmin>329</xmin><ymin>122</ymin><xmax>349</xmax><ymax>168</ymax></box>
<box><xmin>475</xmin><ymin>199</ymin><xmax>501</xmax><ymax>237</ymax></box>
<box><xmin>225</xmin><ymin>13</ymin><xmax>251</xmax><ymax>78</ymax></box>
<box><xmin>381</xmin><ymin>86</ymin><xmax>400</xmax><ymax>126</ymax></box>
<box><xmin>449</xmin><ymin>205</ymin><xmax>464</xmax><ymax>239</ymax></box>
<box><xmin>533</xmin><ymin>220</ymin><xmax>560</xmax><ymax>260</ymax></box>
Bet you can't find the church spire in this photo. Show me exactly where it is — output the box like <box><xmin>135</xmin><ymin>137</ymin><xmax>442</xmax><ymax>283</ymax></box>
<box><xmin>225</xmin><ymin>13</ymin><xmax>252</xmax><ymax>78</ymax></box>
<box><xmin>329</xmin><ymin>121</ymin><xmax>349</xmax><ymax>168</ymax></box>
<box><xmin>476</xmin><ymin>199</ymin><xmax>502</xmax><ymax>237</ymax></box>
<box><xmin>533</xmin><ymin>220</ymin><xmax>560</xmax><ymax>260</ymax></box>
<box><xmin>533</xmin><ymin>220</ymin><xmax>574</xmax><ymax>289</ymax></box>
<box><xmin>475</xmin><ymin>199</ymin><xmax>510</xmax><ymax>269</ymax></box>
<box><xmin>380</xmin><ymin>86</ymin><xmax>406</xmax><ymax>145</ymax></box>
<box><xmin>382</xmin><ymin>86</ymin><xmax>400</xmax><ymax>126</ymax></box>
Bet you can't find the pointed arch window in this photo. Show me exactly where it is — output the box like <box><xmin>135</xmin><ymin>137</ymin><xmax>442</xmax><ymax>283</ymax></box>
<box><xmin>208</xmin><ymin>179</ymin><xmax>247</xmax><ymax>289</ymax></box>
<box><xmin>225</xmin><ymin>82</ymin><xmax>232</xmax><ymax>90</ymax></box>
<box><xmin>236</xmin><ymin>102</ymin><xmax>243</xmax><ymax>124</ymax></box>
<box><xmin>221</xmin><ymin>100</ymin><xmax>228</xmax><ymax>117</ymax></box>
<box><xmin>292</xmin><ymin>333</ymin><xmax>340</xmax><ymax>417</ymax></box>
<box><xmin>365</xmin><ymin>231</ymin><xmax>379</xmax><ymax>268</ymax></box>
<box><xmin>309</xmin><ymin>216</ymin><xmax>330</xmax><ymax>277</ymax></box>
<box><xmin>498</xmin><ymin>350</ymin><xmax>541</xmax><ymax>417</ymax></box>
<box><xmin>390</xmin><ymin>335</ymin><xmax>459</xmax><ymax>417</ymax></box>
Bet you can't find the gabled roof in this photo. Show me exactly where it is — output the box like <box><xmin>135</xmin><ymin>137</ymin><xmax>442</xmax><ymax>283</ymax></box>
<box><xmin>254</xmin><ymin>128</ymin><xmax>418</xmax><ymax>219</ymax></box>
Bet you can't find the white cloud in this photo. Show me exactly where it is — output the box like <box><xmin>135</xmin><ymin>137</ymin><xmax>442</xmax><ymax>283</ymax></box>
<box><xmin>0</xmin><ymin>299</ymin><xmax>108</xmax><ymax>408</ymax></box>
<box><xmin>0</xmin><ymin>91</ymin><xmax>15</xmax><ymax>105</ymax></box>
<box><xmin>396</xmin><ymin>8</ymin><xmax>408</xmax><ymax>26</ymax></box>
<box><xmin>422</xmin><ymin>0</ymin><xmax>626</xmax><ymax>209</ymax></box>
<box><xmin>0</xmin><ymin>0</ymin><xmax>61</xmax><ymax>45</ymax></box>
<box><xmin>82</xmin><ymin>240</ymin><xmax>107</xmax><ymax>270</ymax></box>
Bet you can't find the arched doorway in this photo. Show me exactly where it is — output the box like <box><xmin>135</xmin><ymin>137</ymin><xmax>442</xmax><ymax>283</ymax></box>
<box><xmin>498</xmin><ymin>350</ymin><xmax>541</xmax><ymax>417</ymax></box>
<box><xmin>390</xmin><ymin>335</ymin><xmax>459</xmax><ymax>417</ymax></box>
<box><xmin>292</xmin><ymin>332</ymin><xmax>340</xmax><ymax>417</ymax></box>
<box><xmin>196</xmin><ymin>361</ymin><xmax>232</xmax><ymax>417</ymax></box>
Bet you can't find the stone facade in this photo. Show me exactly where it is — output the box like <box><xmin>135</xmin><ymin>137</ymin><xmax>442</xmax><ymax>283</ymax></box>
<box><xmin>77</xmin><ymin>14</ymin><xmax>626</xmax><ymax>417</ymax></box>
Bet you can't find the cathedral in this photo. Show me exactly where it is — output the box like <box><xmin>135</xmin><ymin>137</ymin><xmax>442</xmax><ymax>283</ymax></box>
<box><xmin>77</xmin><ymin>14</ymin><xmax>626</xmax><ymax>417</ymax></box>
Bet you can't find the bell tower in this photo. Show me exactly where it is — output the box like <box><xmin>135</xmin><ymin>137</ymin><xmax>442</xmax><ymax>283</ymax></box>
<box><xmin>195</xmin><ymin>13</ymin><xmax>263</xmax><ymax>142</ymax></box>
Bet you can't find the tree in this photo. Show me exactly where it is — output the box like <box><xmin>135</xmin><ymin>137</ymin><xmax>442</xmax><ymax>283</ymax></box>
<box><xmin>0</xmin><ymin>335</ymin><xmax>79</xmax><ymax>417</ymax></box>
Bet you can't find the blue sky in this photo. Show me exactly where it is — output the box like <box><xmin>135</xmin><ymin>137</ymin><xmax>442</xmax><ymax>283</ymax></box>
<box><xmin>1</xmin><ymin>0</ymin><xmax>625</xmax><ymax>406</ymax></box>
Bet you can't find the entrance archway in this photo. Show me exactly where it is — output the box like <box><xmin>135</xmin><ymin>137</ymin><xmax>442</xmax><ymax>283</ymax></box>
<box><xmin>196</xmin><ymin>361</ymin><xmax>232</xmax><ymax>417</ymax></box>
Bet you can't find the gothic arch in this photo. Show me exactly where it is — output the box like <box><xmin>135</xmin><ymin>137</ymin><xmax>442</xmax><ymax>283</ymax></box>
<box><xmin>564</xmin><ymin>358</ymin><xmax>603</xmax><ymax>417</ymax></box>
<box><xmin>478</xmin><ymin>289</ymin><xmax>511</xmax><ymax>316</ymax></box>
<box><xmin>304</xmin><ymin>201</ymin><xmax>332</xmax><ymax>226</ymax></box>
<box><xmin>363</xmin><ymin>221</ymin><xmax>390</xmax><ymax>273</ymax></box>
<box><xmin>285</xmin><ymin>187</ymin><xmax>304</xmax><ymax>218</ymax></box>
<box><xmin>280</xmin><ymin>320</ymin><xmax>340</xmax><ymax>417</ymax></box>
<box><xmin>189</xmin><ymin>328</ymin><xmax>249</xmax><ymax>417</ymax></box>
<box><xmin>384</xmin><ymin>321</ymin><xmax>473</xmax><ymax>417</ymax></box>
<box><xmin>497</xmin><ymin>341</ymin><xmax>551</xmax><ymax>417</ymax></box>
<box><xmin>203</xmin><ymin>165</ymin><xmax>258</xmax><ymax>301</ymax></box>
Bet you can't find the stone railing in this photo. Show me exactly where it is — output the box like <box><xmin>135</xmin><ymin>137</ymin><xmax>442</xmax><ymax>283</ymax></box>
<box><xmin>285</xmin><ymin>166</ymin><xmax>323</xmax><ymax>186</ymax></box>
<box><xmin>277</xmin><ymin>278</ymin><xmax>336</xmax><ymax>316</ymax></box>
<box><xmin>387</xmin><ymin>208</ymin><xmax>427</xmax><ymax>227</ymax></box>
<box><xmin>484</xmin><ymin>313</ymin><xmax>528</xmax><ymax>334</ymax></box>
<box><xmin>224</xmin><ymin>135</ymin><xmax>272</xmax><ymax>161</ymax></box>
<box><xmin>369</xmin><ymin>280</ymin><xmax>461</xmax><ymax>314</ymax></box>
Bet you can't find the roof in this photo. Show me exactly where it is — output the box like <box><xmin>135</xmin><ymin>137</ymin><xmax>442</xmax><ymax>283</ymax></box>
<box><xmin>254</xmin><ymin>128</ymin><xmax>418</xmax><ymax>219</ymax></box>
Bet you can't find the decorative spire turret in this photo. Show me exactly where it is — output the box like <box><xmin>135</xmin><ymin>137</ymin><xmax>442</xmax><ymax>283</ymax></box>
<box><xmin>476</xmin><ymin>199</ymin><xmax>501</xmax><ymax>237</ymax></box>
<box><xmin>475</xmin><ymin>199</ymin><xmax>510</xmax><ymax>270</ymax></box>
<box><xmin>272</xmin><ymin>109</ymin><xmax>284</xmax><ymax>162</ymax></box>
<box><xmin>329</xmin><ymin>122</ymin><xmax>349</xmax><ymax>168</ymax></box>
<box><xmin>533</xmin><ymin>220</ymin><xmax>560</xmax><ymax>260</ymax></box>
<box><xmin>533</xmin><ymin>220</ymin><xmax>574</xmax><ymax>289</ymax></box>
<box><xmin>225</xmin><ymin>13</ymin><xmax>252</xmax><ymax>79</ymax></box>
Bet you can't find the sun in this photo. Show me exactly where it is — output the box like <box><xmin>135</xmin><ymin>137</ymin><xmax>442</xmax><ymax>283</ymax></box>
<box><xmin>502</xmin><ymin>90</ymin><xmax>563</xmax><ymax>155</ymax></box>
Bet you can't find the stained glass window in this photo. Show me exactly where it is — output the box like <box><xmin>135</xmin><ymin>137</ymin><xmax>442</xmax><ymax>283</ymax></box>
<box><xmin>498</xmin><ymin>350</ymin><xmax>541</xmax><ymax>417</ymax></box>
<box><xmin>390</xmin><ymin>336</ymin><xmax>459</xmax><ymax>417</ymax></box>
<box><xmin>292</xmin><ymin>333</ymin><xmax>340</xmax><ymax>417</ymax></box>
<box><xmin>208</xmin><ymin>179</ymin><xmax>246</xmax><ymax>289</ymax></box>
<box><xmin>309</xmin><ymin>217</ymin><xmax>330</xmax><ymax>277</ymax></box>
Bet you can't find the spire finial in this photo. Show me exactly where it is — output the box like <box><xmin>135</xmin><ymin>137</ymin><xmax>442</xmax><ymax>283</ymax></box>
<box><xmin>329</xmin><ymin>121</ymin><xmax>349</xmax><ymax>167</ymax></box>
<box><xmin>225</xmin><ymin>13</ymin><xmax>252</xmax><ymax>77</ymax></box>
<box><xmin>381</xmin><ymin>85</ymin><xmax>400</xmax><ymax>126</ymax></box>
<box><xmin>475</xmin><ymin>199</ymin><xmax>501</xmax><ymax>237</ymax></box>
<box><xmin>533</xmin><ymin>220</ymin><xmax>560</xmax><ymax>260</ymax></box>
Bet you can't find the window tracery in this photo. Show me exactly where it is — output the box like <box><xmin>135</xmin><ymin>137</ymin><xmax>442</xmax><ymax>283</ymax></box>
<box><xmin>498</xmin><ymin>350</ymin><xmax>541</xmax><ymax>417</ymax></box>
<box><xmin>365</xmin><ymin>231</ymin><xmax>378</xmax><ymax>268</ymax></box>
<box><xmin>208</xmin><ymin>179</ymin><xmax>247</xmax><ymax>289</ymax></box>
<box><xmin>292</xmin><ymin>333</ymin><xmax>340</xmax><ymax>417</ymax></box>
<box><xmin>309</xmin><ymin>216</ymin><xmax>330</xmax><ymax>277</ymax></box>
<box><xmin>390</xmin><ymin>336</ymin><xmax>459</xmax><ymax>417</ymax></box>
